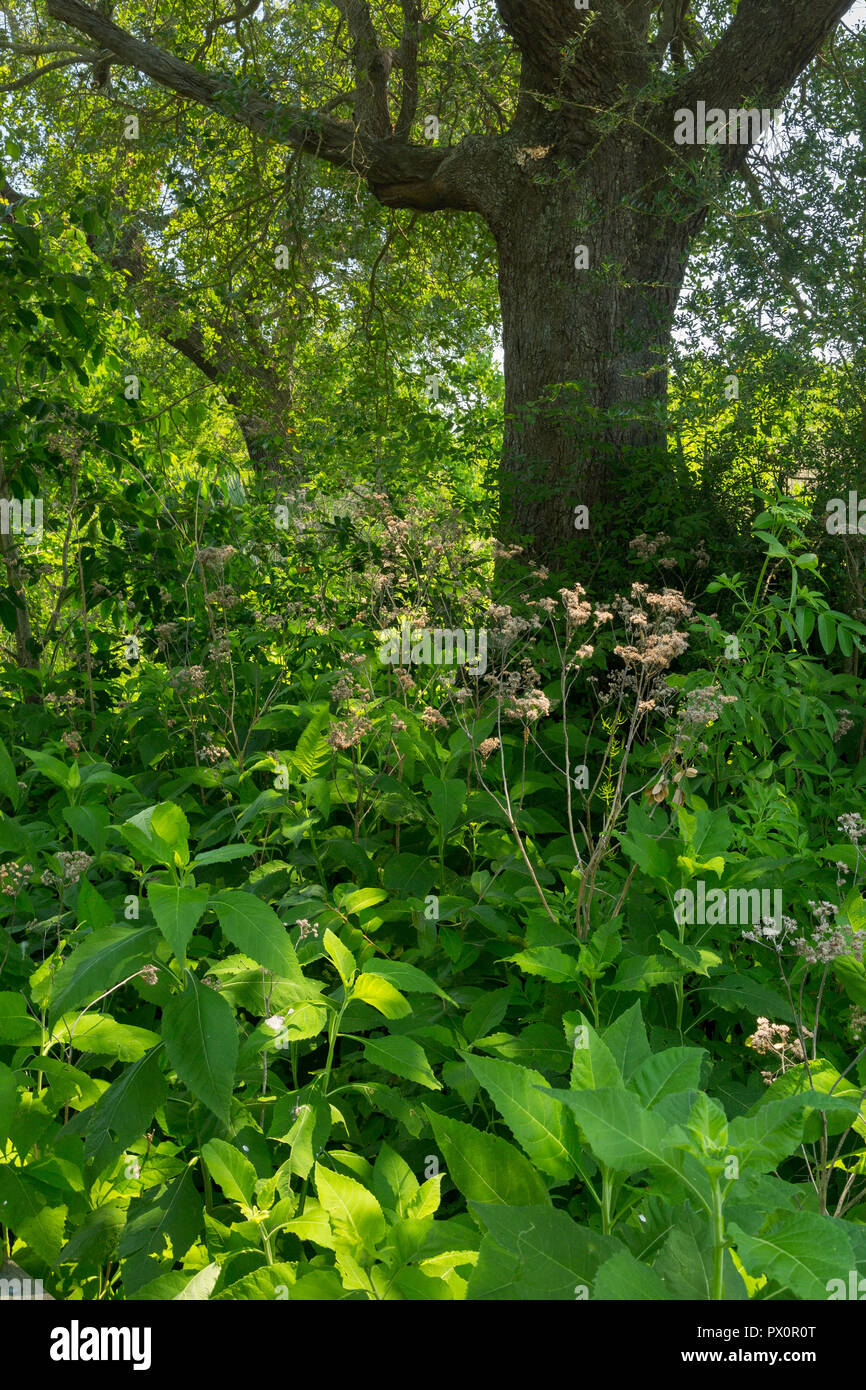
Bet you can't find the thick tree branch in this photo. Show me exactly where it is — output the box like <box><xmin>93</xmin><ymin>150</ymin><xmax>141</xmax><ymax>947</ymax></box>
<box><xmin>495</xmin><ymin>0</ymin><xmax>649</xmax><ymax>109</ymax></box>
<box><xmin>672</xmin><ymin>0</ymin><xmax>854</xmax><ymax>169</ymax></box>
<box><xmin>44</xmin><ymin>0</ymin><xmax>492</xmax><ymax>212</ymax></box>
<box><xmin>394</xmin><ymin>0</ymin><xmax>420</xmax><ymax>141</ymax></box>
<box><xmin>333</xmin><ymin>0</ymin><xmax>393</xmax><ymax>137</ymax></box>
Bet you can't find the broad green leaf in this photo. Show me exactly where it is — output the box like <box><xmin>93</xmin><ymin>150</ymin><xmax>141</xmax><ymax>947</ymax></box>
<box><xmin>48</xmin><ymin>926</ymin><xmax>161</xmax><ymax>1023</ymax></box>
<box><xmin>423</xmin><ymin>776</ymin><xmax>465</xmax><ymax>838</ymax></box>
<box><xmin>594</xmin><ymin>1251</ymin><xmax>675</xmax><ymax>1300</ymax></box>
<box><xmin>119</xmin><ymin>1168</ymin><xmax>203</xmax><ymax>1295</ymax></box>
<box><xmin>372</xmin><ymin>1143</ymin><xmax>419</xmax><ymax>1217</ymax></box>
<box><xmin>150</xmin><ymin>803</ymin><xmax>191</xmax><ymax>864</ymax></box>
<box><xmin>190</xmin><ymin>844</ymin><xmax>255</xmax><ymax>868</ymax></box>
<box><xmin>84</xmin><ymin>1048</ymin><xmax>167</xmax><ymax>1173</ymax></box>
<box><xmin>0</xmin><ymin>992</ymin><xmax>41</xmax><ymax>1044</ymax></box>
<box><xmin>758</xmin><ymin>1058</ymin><xmax>866</xmax><ymax>1141</ymax></box>
<box><xmin>362</xmin><ymin>1034</ymin><xmax>441</xmax><ymax>1090</ymax></box>
<box><xmin>148</xmin><ymin>882</ymin><xmax>210</xmax><ymax>964</ymax></box>
<box><xmin>630</xmin><ymin>1046</ymin><xmax>707</xmax><ymax>1108</ymax></box>
<box><xmin>468</xmin><ymin>1204</ymin><xmax>619</xmax><ymax>1300</ymax></box>
<box><xmin>173</xmin><ymin>1262</ymin><xmax>220</xmax><ymax>1301</ymax></box>
<box><xmin>365</xmin><ymin>958</ymin><xmax>454</xmax><ymax>1004</ymax></box>
<box><xmin>601</xmin><ymin>1003</ymin><xmax>652</xmax><ymax>1079</ymax></box>
<box><xmin>315</xmin><ymin>1163</ymin><xmax>386</xmax><ymax>1255</ymax></box>
<box><xmin>162</xmin><ymin>975</ymin><xmax>238</xmax><ymax>1123</ymax></box>
<box><xmin>426</xmin><ymin>1108</ymin><xmax>551</xmax><ymax>1207</ymax></box>
<box><xmin>211</xmin><ymin>891</ymin><xmax>303</xmax><ymax>981</ymax></box>
<box><xmin>56</xmin><ymin>1205</ymin><xmax>125</xmax><ymax>1270</ymax></box>
<box><xmin>462</xmin><ymin>1053</ymin><xmax>579</xmax><ymax>1182</ymax></box>
<box><xmin>49</xmin><ymin>1013</ymin><xmax>160</xmax><ymax>1061</ymax></box>
<box><xmin>563</xmin><ymin>1012</ymin><xmax>623</xmax><ymax>1091</ymax></box>
<box><xmin>322</xmin><ymin>928</ymin><xmax>357</xmax><ymax>987</ymax></box>
<box><xmin>202</xmin><ymin>1139</ymin><xmax>258</xmax><ymax>1208</ymax></box>
<box><xmin>340</xmin><ymin>887</ymin><xmax>388</xmax><ymax>916</ymax></box>
<box><xmin>351</xmin><ymin>973</ymin><xmax>411</xmax><ymax>1019</ymax></box>
<box><xmin>0</xmin><ymin>1060</ymin><xmax>16</xmax><ymax>1146</ymax></box>
<box><xmin>0</xmin><ymin>1166</ymin><xmax>66</xmax><ymax>1263</ymax></box>
<box><xmin>729</xmin><ymin>1213</ymin><xmax>853</xmax><ymax>1301</ymax></box>
<box><xmin>552</xmin><ymin>1087</ymin><xmax>712</xmax><ymax>1211</ymax></box>
<box><xmin>212</xmin><ymin>1263</ymin><xmax>300</xmax><ymax>1300</ymax></box>
<box><xmin>507</xmin><ymin>946</ymin><xmax>582</xmax><ymax>984</ymax></box>
<box><xmin>0</xmin><ymin>735</ymin><xmax>21</xmax><ymax>807</ymax></box>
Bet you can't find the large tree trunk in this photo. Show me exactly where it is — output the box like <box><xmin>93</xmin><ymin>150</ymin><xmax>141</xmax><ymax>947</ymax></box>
<box><xmin>494</xmin><ymin>145</ymin><xmax>694</xmax><ymax>567</ymax></box>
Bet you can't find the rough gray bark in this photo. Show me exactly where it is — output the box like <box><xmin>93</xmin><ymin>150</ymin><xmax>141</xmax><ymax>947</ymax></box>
<box><xmin>41</xmin><ymin>0</ymin><xmax>857</xmax><ymax>563</ymax></box>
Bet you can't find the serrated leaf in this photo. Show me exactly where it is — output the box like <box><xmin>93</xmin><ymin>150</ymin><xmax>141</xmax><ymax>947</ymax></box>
<box><xmin>462</xmin><ymin>1053</ymin><xmax>579</xmax><ymax>1181</ymax></box>
<box><xmin>148</xmin><ymin>882</ymin><xmax>210</xmax><ymax>964</ymax></box>
<box><xmin>211</xmin><ymin>891</ymin><xmax>303</xmax><ymax>981</ymax></box>
<box><xmin>426</xmin><ymin>1108</ymin><xmax>551</xmax><ymax>1207</ymax></box>
<box><xmin>162</xmin><ymin>975</ymin><xmax>237</xmax><ymax>1124</ymax></box>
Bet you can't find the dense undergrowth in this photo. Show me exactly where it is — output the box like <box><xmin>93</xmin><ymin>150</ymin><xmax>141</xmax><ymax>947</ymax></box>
<box><xmin>3</xmin><ymin>460</ymin><xmax>866</xmax><ymax>1302</ymax></box>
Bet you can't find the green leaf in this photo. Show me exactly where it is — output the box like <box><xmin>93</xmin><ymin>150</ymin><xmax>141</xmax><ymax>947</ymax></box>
<box><xmin>351</xmin><ymin>973</ymin><xmax>411</xmax><ymax>1019</ymax></box>
<box><xmin>340</xmin><ymin>887</ymin><xmax>388</xmax><ymax>917</ymax></box>
<box><xmin>593</xmin><ymin>1251</ymin><xmax>674</xmax><ymax>1300</ymax></box>
<box><xmin>148</xmin><ymin>883</ymin><xmax>210</xmax><ymax>964</ymax></box>
<box><xmin>211</xmin><ymin>891</ymin><xmax>303</xmax><ymax>980</ymax></box>
<box><xmin>630</xmin><ymin>1046</ymin><xmax>707</xmax><ymax>1108</ymax></box>
<box><xmin>552</xmin><ymin>1087</ymin><xmax>712</xmax><ymax>1211</ymax></box>
<box><xmin>658</xmin><ymin>930</ymin><xmax>721</xmax><ymax>977</ymax></box>
<box><xmin>119</xmin><ymin>1168</ymin><xmax>203</xmax><ymax>1295</ymax></box>
<box><xmin>423</xmin><ymin>776</ymin><xmax>465</xmax><ymax>838</ymax></box>
<box><xmin>212</xmin><ymin>1263</ymin><xmax>300</xmax><ymax>1300</ymax></box>
<box><xmin>162</xmin><ymin>975</ymin><xmax>238</xmax><ymax>1124</ymax></box>
<box><xmin>84</xmin><ymin>1048</ymin><xmax>167</xmax><ymax>1174</ymax></box>
<box><xmin>563</xmin><ymin>1012</ymin><xmax>623</xmax><ymax>1091</ymax></box>
<box><xmin>315</xmin><ymin>1164</ymin><xmax>386</xmax><ymax>1255</ymax></box>
<box><xmin>49</xmin><ymin>1014</ymin><xmax>160</xmax><ymax>1061</ymax></box>
<box><xmin>372</xmin><ymin>1143</ymin><xmax>419</xmax><ymax>1217</ymax></box>
<box><xmin>0</xmin><ymin>992</ymin><xmax>41</xmax><ymax>1043</ymax></box>
<box><xmin>117</xmin><ymin>804</ymin><xmax>188</xmax><ymax>867</ymax></box>
<box><xmin>611</xmin><ymin>954</ymin><xmax>684</xmax><ymax>992</ymax></box>
<box><xmin>48</xmin><ymin>926</ymin><xmax>161</xmax><ymax>1023</ymax></box>
<box><xmin>729</xmin><ymin>1213</ymin><xmax>853</xmax><ymax>1300</ymax></box>
<box><xmin>426</xmin><ymin>1108</ymin><xmax>551</xmax><ymax>1207</ymax></box>
<box><xmin>818</xmin><ymin>612</ymin><xmax>837</xmax><ymax>654</ymax></box>
<box><xmin>364</xmin><ymin>958</ymin><xmax>454</xmax><ymax>1004</ymax></box>
<box><xmin>362</xmin><ymin>1034</ymin><xmax>441</xmax><ymax>1090</ymax></box>
<box><xmin>507</xmin><ymin>946</ymin><xmax>582</xmax><ymax>984</ymax></box>
<box><xmin>729</xmin><ymin>1095</ymin><xmax>831</xmax><ymax>1174</ymax></box>
<box><xmin>292</xmin><ymin>707</ymin><xmax>331</xmax><ymax>780</ymax></box>
<box><xmin>468</xmin><ymin>1204</ymin><xmax>619</xmax><ymax>1300</ymax></box>
<box><xmin>56</xmin><ymin>1205</ymin><xmax>125</xmax><ymax>1270</ymax></box>
<box><xmin>757</xmin><ymin>1059</ymin><xmax>866</xmax><ymax>1141</ymax></box>
<box><xmin>190</xmin><ymin>844</ymin><xmax>256</xmax><ymax>868</ymax></box>
<box><xmin>0</xmin><ymin>1166</ymin><xmax>66</xmax><ymax>1263</ymax></box>
<box><xmin>462</xmin><ymin>1053</ymin><xmax>579</xmax><ymax>1181</ymax></box>
<box><xmin>322</xmin><ymin>928</ymin><xmax>357</xmax><ymax>988</ymax></box>
<box><xmin>0</xmin><ymin>736</ymin><xmax>21</xmax><ymax>807</ymax></box>
<box><xmin>150</xmin><ymin>803</ymin><xmax>191</xmax><ymax>863</ymax></box>
<box><xmin>202</xmin><ymin>1139</ymin><xmax>258</xmax><ymax>1208</ymax></box>
<box><xmin>0</xmin><ymin>1060</ymin><xmax>16</xmax><ymax>1147</ymax></box>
